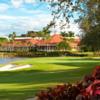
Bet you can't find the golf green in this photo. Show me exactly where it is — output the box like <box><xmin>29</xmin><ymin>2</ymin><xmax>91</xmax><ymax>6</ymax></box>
<box><xmin>0</xmin><ymin>57</ymin><xmax>100</xmax><ymax>100</ymax></box>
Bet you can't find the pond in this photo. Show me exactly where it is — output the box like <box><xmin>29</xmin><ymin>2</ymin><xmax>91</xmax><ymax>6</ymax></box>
<box><xmin>0</xmin><ymin>57</ymin><xmax>24</xmax><ymax>64</ymax></box>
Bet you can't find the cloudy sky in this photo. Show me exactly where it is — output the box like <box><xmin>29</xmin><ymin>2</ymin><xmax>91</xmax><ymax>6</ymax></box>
<box><xmin>0</xmin><ymin>0</ymin><xmax>80</xmax><ymax>36</ymax></box>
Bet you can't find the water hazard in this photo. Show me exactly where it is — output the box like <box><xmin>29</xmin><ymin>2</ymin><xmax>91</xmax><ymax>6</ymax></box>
<box><xmin>0</xmin><ymin>57</ymin><xmax>23</xmax><ymax>64</ymax></box>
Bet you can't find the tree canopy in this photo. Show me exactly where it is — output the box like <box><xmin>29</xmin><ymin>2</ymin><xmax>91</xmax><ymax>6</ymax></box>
<box><xmin>61</xmin><ymin>31</ymin><xmax>75</xmax><ymax>37</ymax></box>
<box><xmin>43</xmin><ymin>0</ymin><xmax>99</xmax><ymax>27</ymax></box>
<box><xmin>57</xmin><ymin>40</ymin><xmax>70</xmax><ymax>51</ymax></box>
<box><xmin>42</xmin><ymin>0</ymin><xmax>100</xmax><ymax>52</ymax></box>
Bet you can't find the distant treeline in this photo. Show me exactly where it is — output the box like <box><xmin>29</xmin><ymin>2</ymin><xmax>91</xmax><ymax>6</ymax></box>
<box><xmin>0</xmin><ymin>51</ymin><xmax>87</xmax><ymax>58</ymax></box>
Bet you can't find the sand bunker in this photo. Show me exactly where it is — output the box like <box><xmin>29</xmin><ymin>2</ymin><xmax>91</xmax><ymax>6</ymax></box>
<box><xmin>0</xmin><ymin>64</ymin><xmax>32</xmax><ymax>71</ymax></box>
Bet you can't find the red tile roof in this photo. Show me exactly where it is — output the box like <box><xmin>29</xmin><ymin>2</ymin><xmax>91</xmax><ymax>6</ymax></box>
<box><xmin>28</xmin><ymin>39</ymin><xmax>38</xmax><ymax>45</ymax></box>
<box><xmin>1</xmin><ymin>34</ymin><xmax>80</xmax><ymax>48</ymax></box>
<box><xmin>50</xmin><ymin>34</ymin><xmax>63</xmax><ymax>44</ymax></box>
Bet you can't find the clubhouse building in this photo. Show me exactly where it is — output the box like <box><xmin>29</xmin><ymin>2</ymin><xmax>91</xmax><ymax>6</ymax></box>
<box><xmin>0</xmin><ymin>34</ymin><xmax>80</xmax><ymax>52</ymax></box>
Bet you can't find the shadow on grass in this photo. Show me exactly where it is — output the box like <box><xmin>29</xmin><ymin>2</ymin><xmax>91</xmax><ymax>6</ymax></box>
<box><xmin>0</xmin><ymin>68</ymin><xmax>80</xmax><ymax>84</ymax></box>
<box><xmin>0</xmin><ymin>88</ymin><xmax>39</xmax><ymax>100</ymax></box>
<box><xmin>52</xmin><ymin>61</ymin><xmax>100</xmax><ymax>73</ymax></box>
<box><xmin>0</xmin><ymin>59</ymin><xmax>100</xmax><ymax>100</ymax></box>
<box><xmin>0</xmin><ymin>61</ymin><xmax>99</xmax><ymax>84</ymax></box>
<box><xmin>0</xmin><ymin>69</ymin><xmax>82</xmax><ymax>100</ymax></box>
<box><xmin>55</xmin><ymin>57</ymin><xmax>100</xmax><ymax>61</ymax></box>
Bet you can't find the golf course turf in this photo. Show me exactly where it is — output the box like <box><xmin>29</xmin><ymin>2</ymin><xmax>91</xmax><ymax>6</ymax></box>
<box><xmin>0</xmin><ymin>57</ymin><xmax>100</xmax><ymax>100</ymax></box>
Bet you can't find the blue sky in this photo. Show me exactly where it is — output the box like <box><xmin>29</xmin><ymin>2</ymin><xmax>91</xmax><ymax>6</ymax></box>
<box><xmin>0</xmin><ymin>0</ymin><xmax>80</xmax><ymax>36</ymax></box>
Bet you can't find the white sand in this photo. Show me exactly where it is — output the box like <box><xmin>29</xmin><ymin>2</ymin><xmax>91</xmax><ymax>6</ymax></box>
<box><xmin>0</xmin><ymin>64</ymin><xmax>32</xmax><ymax>71</ymax></box>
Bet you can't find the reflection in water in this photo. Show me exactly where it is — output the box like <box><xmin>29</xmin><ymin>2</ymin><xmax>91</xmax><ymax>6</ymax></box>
<box><xmin>0</xmin><ymin>57</ymin><xmax>23</xmax><ymax>64</ymax></box>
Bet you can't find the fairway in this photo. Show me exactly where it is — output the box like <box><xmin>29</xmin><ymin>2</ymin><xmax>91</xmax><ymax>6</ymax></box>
<box><xmin>0</xmin><ymin>57</ymin><xmax>100</xmax><ymax>100</ymax></box>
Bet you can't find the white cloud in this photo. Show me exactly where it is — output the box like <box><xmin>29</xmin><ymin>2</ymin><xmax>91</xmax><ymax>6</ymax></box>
<box><xmin>13</xmin><ymin>14</ymin><xmax>52</xmax><ymax>32</ymax></box>
<box><xmin>0</xmin><ymin>3</ymin><xmax>9</xmax><ymax>12</ymax></box>
<box><xmin>11</xmin><ymin>0</ymin><xmax>37</xmax><ymax>8</ymax></box>
<box><xmin>45</xmin><ymin>0</ymin><xmax>57</xmax><ymax>2</ymax></box>
<box><xmin>24</xmin><ymin>0</ymin><xmax>36</xmax><ymax>4</ymax></box>
<box><xmin>0</xmin><ymin>13</ymin><xmax>52</xmax><ymax>35</ymax></box>
<box><xmin>0</xmin><ymin>14</ymin><xmax>81</xmax><ymax>35</ymax></box>
<box><xmin>50</xmin><ymin>21</ymin><xmax>81</xmax><ymax>35</ymax></box>
<box><xmin>0</xmin><ymin>15</ymin><xmax>16</xmax><ymax>20</ymax></box>
<box><xmin>64</xmin><ymin>23</ymin><xmax>81</xmax><ymax>34</ymax></box>
<box><xmin>11</xmin><ymin>0</ymin><xmax>23</xmax><ymax>8</ymax></box>
<box><xmin>21</xmin><ymin>7</ymin><xmax>44</xmax><ymax>14</ymax></box>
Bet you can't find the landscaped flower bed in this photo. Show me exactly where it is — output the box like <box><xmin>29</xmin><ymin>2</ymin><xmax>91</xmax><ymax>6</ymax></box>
<box><xmin>35</xmin><ymin>66</ymin><xmax>100</xmax><ymax>100</ymax></box>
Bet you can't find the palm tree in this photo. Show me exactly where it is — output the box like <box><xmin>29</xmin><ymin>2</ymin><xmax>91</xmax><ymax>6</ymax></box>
<box><xmin>9</xmin><ymin>32</ymin><xmax>16</xmax><ymax>42</ymax></box>
<box><xmin>61</xmin><ymin>31</ymin><xmax>69</xmax><ymax>37</ymax></box>
<box><xmin>39</xmin><ymin>27</ymin><xmax>51</xmax><ymax>40</ymax></box>
<box><xmin>68</xmin><ymin>31</ymin><xmax>75</xmax><ymax>37</ymax></box>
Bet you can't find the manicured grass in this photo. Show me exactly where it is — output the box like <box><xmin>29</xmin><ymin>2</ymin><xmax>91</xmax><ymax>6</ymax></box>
<box><xmin>0</xmin><ymin>57</ymin><xmax>100</xmax><ymax>100</ymax></box>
